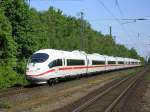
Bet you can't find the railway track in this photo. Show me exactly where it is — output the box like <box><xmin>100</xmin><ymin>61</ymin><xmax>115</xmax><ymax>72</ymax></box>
<box><xmin>0</xmin><ymin>67</ymin><xmax>144</xmax><ymax>112</ymax></box>
<box><xmin>5</xmin><ymin>73</ymin><xmax>127</xmax><ymax>112</ymax></box>
<box><xmin>53</xmin><ymin>66</ymin><xmax>147</xmax><ymax>112</ymax></box>
<box><xmin>72</xmin><ymin>67</ymin><xmax>148</xmax><ymax>112</ymax></box>
<box><xmin>0</xmin><ymin>84</ymin><xmax>48</xmax><ymax>98</ymax></box>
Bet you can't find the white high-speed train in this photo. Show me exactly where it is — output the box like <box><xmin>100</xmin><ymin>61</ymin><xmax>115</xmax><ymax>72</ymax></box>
<box><xmin>25</xmin><ymin>49</ymin><xmax>141</xmax><ymax>84</ymax></box>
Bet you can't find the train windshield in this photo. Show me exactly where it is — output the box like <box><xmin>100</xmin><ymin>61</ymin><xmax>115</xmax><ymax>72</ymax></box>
<box><xmin>29</xmin><ymin>53</ymin><xmax>49</xmax><ymax>63</ymax></box>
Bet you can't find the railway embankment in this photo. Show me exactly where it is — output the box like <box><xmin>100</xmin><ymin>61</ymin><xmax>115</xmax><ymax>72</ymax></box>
<box><xmin>0</xmin><ymin>68</ymin><xmax>141</xmax><ymax>112</ymax></box>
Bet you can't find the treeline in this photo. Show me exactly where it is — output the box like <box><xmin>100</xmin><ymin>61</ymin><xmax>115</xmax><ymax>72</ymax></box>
<box><xmin>0</xmin><ymin>0</ymin><xmax>144</xmax><ymax>88</ymax></box>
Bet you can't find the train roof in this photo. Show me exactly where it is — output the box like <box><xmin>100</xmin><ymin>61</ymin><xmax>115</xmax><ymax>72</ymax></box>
<box><xmin>87</xmin><ymin>53</ymin><xmax>105</xmax><ymax>60</ymax></box>
<box><xmin>116</xmin><ymin>57</ymin><xmax>124</xmax><ymax>61</ymax></box>
<box><xmin>33</xmin><ymin>49</ymin><xmax>141</xmax><ymax>62</ymax></box>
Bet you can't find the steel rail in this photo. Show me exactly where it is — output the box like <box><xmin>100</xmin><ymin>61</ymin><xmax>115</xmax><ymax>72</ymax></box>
<box><xmin>72</xmin><ymin>74</ymin><xmax>134</xmax><ymax>112</ymax></box>
<box><xmin>105</xmin><ymin>68</ymin><xmax>148</xmax><ymax>112</ymax></box>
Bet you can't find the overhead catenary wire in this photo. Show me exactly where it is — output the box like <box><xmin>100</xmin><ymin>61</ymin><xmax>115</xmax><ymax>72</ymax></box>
<box><xmin>113</xmin><ymin>0</ymin><xmax>149</xmax><ymax>45</ymax></box>
<box><xmin>96</xmin><ymin>0</ymin><xmax>139</xmax><ymax>50</ymax></box>
<box><xmin>89</xmin><ymin>18</ymin><xmax>150</xmax><ymax>40</ymax></box>
<box><xmin>99</xmin><ymin>2</ymin><xmax>150</xmax><ymax>42</ymax></box>
<box><xmin>115</xmin><ymin>0</ymin><xmax>124</xmax><ymax>17</ymax></box>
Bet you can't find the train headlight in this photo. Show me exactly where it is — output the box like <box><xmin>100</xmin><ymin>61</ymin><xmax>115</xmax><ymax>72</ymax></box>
<box><xmin>37</xmin><ymin>68</ymin><xmax>40</xmax><ymax>70</ymax></box>
<box><xmin>36</xmin><ymin>68</ymin><xmax>40</xmax><ymax>71</ymax></box>
<box><xmin>26</xmin><ymin>68</ymin><xmax>29</xmax><ymax>72</ymax></box>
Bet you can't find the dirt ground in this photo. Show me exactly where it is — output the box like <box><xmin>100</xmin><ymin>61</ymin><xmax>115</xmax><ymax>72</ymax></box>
<box><xmin>120</xmin><ymin>67</ymin><xmax>150</xmax><ymax>112</ymax></box>
<box><xmin>143</xmin><ymin>81</ymin><xmax>150</xmax><ymax>112</ymax></box>
<box><xmin>0</xmin><ymin>69</ymin><xmax>138</xmax><ymax>112</ymax></box>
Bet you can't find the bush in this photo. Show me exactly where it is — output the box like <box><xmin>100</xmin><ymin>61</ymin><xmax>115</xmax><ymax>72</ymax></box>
<box><xmin>0</xmin><ymin>66</ymin><xmax>28</xmax><ymax>89</ymax></box>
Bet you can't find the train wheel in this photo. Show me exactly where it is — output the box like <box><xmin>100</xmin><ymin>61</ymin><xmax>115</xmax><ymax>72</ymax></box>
<box><xmin>54</xmin><ymin>78</ymin><xmax>59</xmax><ymax>83</ymax></box>
<box><xmin>47</xmin><ymin>79</ymin><xmax>53</xmax><ymax>86</ymax></box>
<box><xmin>47</xmin><ymin>78</ymin><xmax>58</xmax><ymax>86</ymax></box>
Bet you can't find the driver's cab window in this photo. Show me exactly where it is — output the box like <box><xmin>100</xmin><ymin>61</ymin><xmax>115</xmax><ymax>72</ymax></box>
<box><xmin>48</xmin><ymin>59</ymin><xmax>62</xmax><ymax>68</ymax></box>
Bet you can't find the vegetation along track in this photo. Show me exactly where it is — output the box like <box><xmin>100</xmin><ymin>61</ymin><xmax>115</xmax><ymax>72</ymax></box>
<box><xmin>52</xmin><ymin>67</ymin><xmax>147</xmax><ymax>112</ymax></box>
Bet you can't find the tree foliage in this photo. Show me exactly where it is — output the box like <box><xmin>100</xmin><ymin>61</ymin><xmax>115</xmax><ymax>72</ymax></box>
<box><xmin>0</xmin><ymin>9</ymin><xmax>17</xmax><ymax>67</ymax></box>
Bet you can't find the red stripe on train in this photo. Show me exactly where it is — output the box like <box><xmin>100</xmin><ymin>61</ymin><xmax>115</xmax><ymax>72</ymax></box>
<box><xmin>27</xmin><ymin>64</ymin><xmax>132</xmax><ymax>77</ymax></box>
<box><xmin>28</xmin><ymin>69</ymin><xmax>55</xmax><ymax>77</ymax></box>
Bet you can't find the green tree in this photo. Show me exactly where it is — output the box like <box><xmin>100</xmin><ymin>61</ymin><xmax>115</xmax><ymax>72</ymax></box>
<box><xmin>129</xmin><ymin>48</ymin><xmax>138</xmax><ymax>59</ymax></box>
<box><xmin>0</xmin><ymin>0</ymin><xmax>35</xmax><ymax>58</ymax></box>
<box><xmin>0</xmin><ymin>0</ymin><xmax>38</xmax><ymax>73</ymax></box>
<box><xmin>0</xmin><ymin>9</ymin><xmax>17</xmax><ymax>67</ymax></box>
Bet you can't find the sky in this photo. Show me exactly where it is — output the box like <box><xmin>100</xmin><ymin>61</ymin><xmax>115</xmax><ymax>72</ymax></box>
<box><xmin>28</xmin><ymin>0</ymin><xmax>150</xmax><ymax>59</ymax></box>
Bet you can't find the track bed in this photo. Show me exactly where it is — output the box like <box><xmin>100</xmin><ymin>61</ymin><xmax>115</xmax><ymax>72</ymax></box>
<box><xmin>0</xmin><ymin>68</ymin><xmax>143</xmax><ymax>112</ymax></box>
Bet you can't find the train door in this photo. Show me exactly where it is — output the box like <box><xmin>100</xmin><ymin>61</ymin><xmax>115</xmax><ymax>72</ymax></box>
<box><xmin>55</xmin><ymin>63</ymin><xmax>59</xmax><ymax>76</ymax></box>
<box><xmin>56</xmin><ymin>52</ymin><xmax>64</xmax><ymax>77</ymax></box>
<box><xmin>59</xmin><ymin>57</ymin><xmax>65</xmax><ymax>77</ymax></box>
<box><xmin>105</xmin><ymin>57</ymin><xmax>108</xmax><ymax>71</ymax></box>
<box><xmin>56</xmin><ymin>58</ymin><xmax>64</xmax><ymax>77</ymax></box>
<box><xmin>104</xmin><ymin>57</ymin><xmax>107</xmax><ymax>71</ymax></box>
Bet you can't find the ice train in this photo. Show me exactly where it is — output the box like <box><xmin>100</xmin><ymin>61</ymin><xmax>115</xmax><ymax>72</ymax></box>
<box><xmin>25</xmin><ymin>49</ymin><xmax>141</xmax><ymax>84</ymax></box>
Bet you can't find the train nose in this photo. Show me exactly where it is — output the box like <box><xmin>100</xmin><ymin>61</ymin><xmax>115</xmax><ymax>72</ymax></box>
<box><xmin>26</xmin><ymin>67</ymin><xmax>41</xmax><ymax>75</ymax></box>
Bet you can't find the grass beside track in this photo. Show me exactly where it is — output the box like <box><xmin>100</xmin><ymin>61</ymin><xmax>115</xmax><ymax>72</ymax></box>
<box><xmin>145</xmin><ymin>65</ymin><xmax>150</xmax><ymax>81</ymax></box>
<box><xmin>0</xmin><ymin>100</ymin><xmax>12</xmax><ymax>109</ymax></box>
<box><xmin>145</xmin><ymin>66</ymin><xmax>150</xmax><ymax>81</ymax></box>
<box><xmin>145</xmin><ymin>75</ymin><xmax>150</xmax><ymax>81</ymax></box>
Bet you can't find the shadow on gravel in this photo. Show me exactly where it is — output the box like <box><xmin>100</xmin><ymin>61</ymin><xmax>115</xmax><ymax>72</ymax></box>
<box><xmin>12</xmin><ymin>84</ymin><xmax>23</xmax><ymax>87</ymax></box>
<box><xmin>24</xmin><ymin>83</ymin><xmax>46</xmax><ymax>88</ymax></box>
<box><xmin>11</xmin><ymin>83</ymin><xmax>46</xmax><ymax>88</ymax></box>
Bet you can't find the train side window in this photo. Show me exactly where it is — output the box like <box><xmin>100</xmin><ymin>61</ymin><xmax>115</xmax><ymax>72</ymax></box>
<box><xmin>92</xmin><ymin>60</ymin><xmax>105</xmax><ymax>65</ymax></box>
<box><xmin>118</xmin><ymin>61</ymin><xmax>124</xmax><ymax>64</ymax></box>
<box><xmin>48</xmin><ymin>59</ymin><xmax>62</xmax><ymax>68</ymax></box>
<box><xmin>108</xmin><ymin>61</ymin><xmax>116</xmax><ymax>64</ymax></box>
<box><xmin>67</xmin><ymin>59</ymin><xmax>85</xmax><ymax>66</ymax></box>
